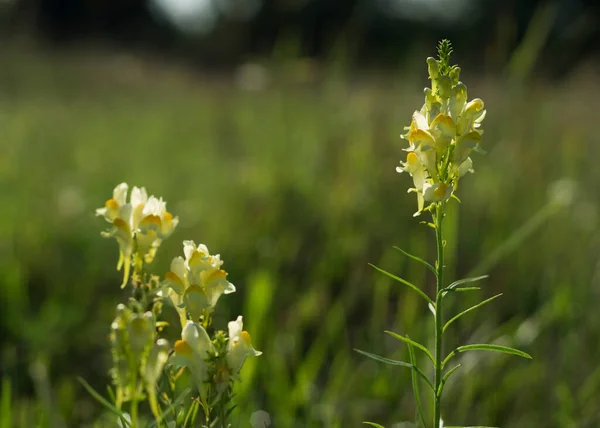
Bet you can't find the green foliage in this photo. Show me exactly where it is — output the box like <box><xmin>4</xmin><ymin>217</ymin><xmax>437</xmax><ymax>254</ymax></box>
<box><xmin>0</xmin><ymin>41</ymin><xmax>598</xmax><ymax>427</ymax></box>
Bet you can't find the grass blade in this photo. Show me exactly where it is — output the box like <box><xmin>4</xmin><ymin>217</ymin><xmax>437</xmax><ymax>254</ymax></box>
<box><xmin>369</xmin><ymin>263</ymin><xmax>433</xmax><ymax>305</ymax></box>
<box><xmin>355</xmin><ymin>349</ymin><xmax>434</xmax><ymax>391</ymax></box>
<box><xmin>393</xmin><ymin>246</ymin><xmax>437</xmax><ymax>277</ymax></box>
<box><xmin>457</xmin><ymin>344</ymin><xmax>532</xmax><ymax>359</ymax></box>
<box><xmin>1</xmin><ymin>377</ymin><xmax>11</xmax><ymax>428</ymax></box>
<box><xmin>363</xmin><ymin>423</ymin><xmax>385</xmax><ymax>428</ymax></box>
<box><xmin>442</xmin><ymin>293</ymin><xmax>503</xmax><ymax>333</ymax></box>
<box><xmin>77</xmin><ymin>377</ymin><xmax>130</xmax><ymax>427</ymax></box>
<box><xmin>384</xmin><ymin>331</ymin><xmax>435</xmax><ymax>365</ymax></box>
<box><xmin>407</xmin><ymin>339</ymin><xmax>427</xmax><ymax>428</ymax></box>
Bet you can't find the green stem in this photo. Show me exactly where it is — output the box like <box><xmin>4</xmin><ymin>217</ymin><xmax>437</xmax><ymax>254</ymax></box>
<box><xmin>433</xmin><ymin>203</ymin><xmax>445</xmax><ymax>428</ymax></box>
<box><xmin>130</xmin><ymin>377</ymin><xmax>139</xmax><ymax>428</ymax></box>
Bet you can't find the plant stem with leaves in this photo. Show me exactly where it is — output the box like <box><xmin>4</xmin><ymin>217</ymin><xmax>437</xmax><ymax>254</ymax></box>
<box><xmin>357</xmin><ymin>40</ymin><xmax>532</xmax><ymax>428</ymax></box>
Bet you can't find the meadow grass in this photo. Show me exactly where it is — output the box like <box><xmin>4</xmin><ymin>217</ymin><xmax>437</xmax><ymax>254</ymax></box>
<box><xmin>0</xmin><ymin>45</ymin><xmax>599</xmax><ymax>427</ymax></box>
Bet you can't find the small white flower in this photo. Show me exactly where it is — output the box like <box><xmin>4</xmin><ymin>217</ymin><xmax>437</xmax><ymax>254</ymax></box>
<box><xmin>227</xmin><ymin>316</ymin><xmax>262</xmax><ymax>373</ymax></box>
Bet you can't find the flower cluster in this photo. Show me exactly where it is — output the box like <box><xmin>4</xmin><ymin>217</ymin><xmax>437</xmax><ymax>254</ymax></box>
<box><xmin>163</xmin><ymin>241</ymin><xmax>236</xmax><ymax>326</ymax></box>
<box><xmin>96</xmin><ymin>182</ymin><xmax>262</xmax><ymax>425</ymax></box>
<box><xmin>397</xmin><ymin>41</ymin><xmax>486</xmax><ymax>215</ymax></box>
<box><xmin>96</xmin><ymin>183</ymin><xmax>179</xmax><ymax>287</ymax></box>
<box><xmin>164</xmin><ymin>241</ymin><xmax>261</xmax><ymax>400</ymax></box>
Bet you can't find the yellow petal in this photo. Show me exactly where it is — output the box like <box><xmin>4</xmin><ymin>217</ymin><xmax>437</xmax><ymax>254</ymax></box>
<box><xmin>409</xmin><ymin>129</ymin><xmax>435</xmax><ymax>151</ymax></box>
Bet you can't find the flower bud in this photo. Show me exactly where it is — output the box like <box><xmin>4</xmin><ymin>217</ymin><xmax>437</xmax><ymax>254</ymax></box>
<box><xmin>128</xmin><ymin>312</ymin><xmax>155</xmax><ymax>357</ymax></box>
<box><xmin>449</xmin><ymin>66</ymin><xmax>461</xmax><ymax>84</ymax></box>
<box><xmin>437</xmin><ymin>75</ymin><xmax>452</xmax><ymax>99</ymax></box>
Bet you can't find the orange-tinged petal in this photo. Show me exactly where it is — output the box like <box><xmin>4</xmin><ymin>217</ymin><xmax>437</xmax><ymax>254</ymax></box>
<box><xmin>174</xmin><ymin>340</ymin><xmax>193</xmax><ymax>356</ymax></box>
<box><xmin>409</xmin><ymin>129</ymin><xmax>435</xmax><ymax>151</ymax></box>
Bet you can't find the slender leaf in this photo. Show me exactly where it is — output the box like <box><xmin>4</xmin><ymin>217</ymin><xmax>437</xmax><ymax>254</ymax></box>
<box><xmin>393</xmin><ymin>246</ymin><xmax>437</xmax><ymax>277</ymax></box>
<box><xmin>407</xmin><ymin>339</ymin><xmax>427</xmax><ymax>428</ymax></box>
<box><xmin>451</xmin><ymin>287</ymin><xmax>481</xmax><ymax>292</ymax></box>
<box><xmin>363</xmin><ymin>423</ymin><xmax>385</xmax><ymax>428</ymax></box>
<box><xmin>437</xmin><ymin>364</ymin><xmax>461</xmax><ymax>396</ymax></box>
<box><xmin>355</xmin><ymin>349</ymin><xmax>434</xmax><ymax>391</ymax></box>
<box><xmin>384</xmin><ymin>331</ymin><xmax>435</xmax><ymax>365</ymax></box>
<box><xmin>369</xmin><ymin>264</ymin><xmax>434</xmax><ymax>305</ymax></box>
<box><xmin>443</xmin><ymin>294</ymin><xmax>503</xmax><ymax>333</ymax></box>
<box><xmin>155</xmin><ymin>387</ymin><xmax>193</xmax><ymax>425</ymax></box>
<box><xmin>457</xmin><ymin>344</ymin><xmax>532</xmax><ymax>359</ymax></box>
<box><xmin>443</xmin><ymin>275</ymin><xmax>489</xmax><ymax>293</ymax></box>
<box><xmin>77</xmin><ymin>377</ymin><xmax>131</xmax><ymax>427</ymax></box>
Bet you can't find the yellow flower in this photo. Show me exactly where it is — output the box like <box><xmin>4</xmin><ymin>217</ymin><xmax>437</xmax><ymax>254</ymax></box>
<box><xmin>226</xmin><ymin>316</ymin><xmax>262</xmax><ymax>373</ymax></box>
<box><xmin>397</xmin><ymin>152</ymin><xmax>426</xmax><ymax>215</ymax></box>
<box><xmin>172</xmin><ymin>321</ymin><xmax>214</xmax><ymax>393</ymax></box>
<box><xmin>163</xmin><ymin>241</ymin><xmax>236</xmax><ymax>323</ymax></box>
<box><xmin>97</xmin><ymin>183</ymin><xmax>178</xmax><ymax>287</ymax></box>
<box><xmin>398</xmin><ymin>52</ymin><xmax>486</xmax><ymax>213</ymax></box>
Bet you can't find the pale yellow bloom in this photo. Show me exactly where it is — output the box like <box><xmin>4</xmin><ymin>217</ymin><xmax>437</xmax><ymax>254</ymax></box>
<box><xmin>163</xmin><ymin>241</ymin><xmax>236</xmax><ymax>322</ymax></box>
<box><xmin>96</xmin><ymin>183</ymin><xmax>178</xmax><ymax>287</ymax></box>
<box><xmin>226</xmin><ymin>316</ymin><xmax>262</xmax><ymax>373</ymax></box>
<box><xmin>398</xmin><ymin>54</ymin><xmax>486</xmax><ymax>213</ymax></box>
<box><xmin>172</xmin><ymin>321</ymin><xmax>214</xmax><ymax>392</ymax></box>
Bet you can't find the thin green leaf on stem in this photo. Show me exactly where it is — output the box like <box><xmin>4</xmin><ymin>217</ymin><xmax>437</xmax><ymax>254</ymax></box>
<box><xmin>443</xmin><ymin>344</ymin><xmax>532</xmax><ymax>368</ymax></box>
<box><xmin>393</xmin><ymin>246</ymin><xmax>437</xmax><ymax>277</ymax></box>
<box><xmin>355</xmin><ymin>349</ymin><xmax>434</xmax><ymax>391</ymax></box>
<box><xmin>77</xmin><ymin>377</ymin><xmax>131</xmax><ymax>427</ymax></box>
<box><xmin>450</xmin><ymin>287</ymin><xmax>481</xmax><ymax>293</ymax></box>
<box><xmin>384</xmin><ymin>331</ymin><xmax>436</xmax><ymax>365</ymax></box>
<box><xmin>442</xmin><ymin>294</ymin><xmax>503</xmax><ymax>333</ymax></box>
<box><xmin>407</xmin><ymin>339</ymin><xmax>428</xmax><ymax>428</ymax></box>
<box><xmin>363</xmin><ymin>422</ymin><xmax>386</xmax><ymax>428</ymax></box>
<box><xmin>437</xmin><ymin>364</ymin><xmax>461</xmax><ymax>397</ymax></box>
<box><xmin>369</xmin><ymin>264</ymin><xmax>434</xmax><ymax>305</ymax></box>
<box><xmin>442</xmin><ymin>275</ymin><xmax>489</xmax><ymax>295</ymax></box>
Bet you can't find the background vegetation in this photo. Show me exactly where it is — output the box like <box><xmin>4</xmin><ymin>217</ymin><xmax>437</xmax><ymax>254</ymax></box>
<box><xmin>1</xmin><ymin>1</ymin><xmax>600</xmax><ymax>426</ymax></box>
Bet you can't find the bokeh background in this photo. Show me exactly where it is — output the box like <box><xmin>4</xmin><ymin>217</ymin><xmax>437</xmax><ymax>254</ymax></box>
<box><xmin>1</xmin><ymin>0</ymin><xmax>600</xmax><ymax>426</ymax></box>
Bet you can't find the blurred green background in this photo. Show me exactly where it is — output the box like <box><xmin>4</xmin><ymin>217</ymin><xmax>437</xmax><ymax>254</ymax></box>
<box><xmin>1</xmin><ymin>0</ymin><xmax>600</xmax><ymax>427</ymax></box>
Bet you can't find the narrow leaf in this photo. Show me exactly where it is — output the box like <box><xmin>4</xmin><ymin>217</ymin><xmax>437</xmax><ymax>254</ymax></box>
<box><xmin>456</xmin><ymin>344</ymin><xmax>532</xmax><ymax>359</ymax></box>
<box><xmin>369</xmin><ymin>264</ymin><xmax>434</xmax><ymax>305</ymax></box>
<box><xmin>407</xmin><ymin>339</ymin><xmax>427</xmax><ymax>428</ymax></box>
<box><xmin>363</xmin><ymin>423</ymin><xmax>385</xmax><ymax>428</ymax></box>
<box><xmin>384</xmin><ymin>331</ymin><xmax>435</xmax><ymax>365</ymax></box>
<box><xmin>393</xmin><ymin>246</ymin><xmax>437</xmax><ymax>277</ymax></box>
<box><xmin>443</xmin><ymin>293</ymin><xmax>503</xmax><ymax>333</ymax></box>
<box><xmin>444</xmin><ymin>275</ymin><xmax>489</xmax><ymax>292</ymax></box>
<box><xmin>77</xmin><ymin>377</ymin><xmax>130</xmax><ymax>426</ymax></box>
<box><xmin>355</xmin><ymin>349</ymin><xmax>434</xmax><ymax>391</ymax></box>
<box><xmin>155</xmin><ymin>387</ymin><xmax>192</xmax><ymax>425</ymax></box>
<box><xmin>450</xmin><ymin>287</ymin><xmax>481</xmax><ymax>292</ymax></box>
<box><xmin>437</xmin><ymin>364</ymin><xmax>461</xmax><ymax>396</ymax></box>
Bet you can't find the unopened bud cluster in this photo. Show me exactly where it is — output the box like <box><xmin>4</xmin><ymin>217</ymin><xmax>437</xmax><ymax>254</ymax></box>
<box><xmin>397</xmin><ymin>42</ymin><xmax>486</xmax><ymax>215</ymax></box>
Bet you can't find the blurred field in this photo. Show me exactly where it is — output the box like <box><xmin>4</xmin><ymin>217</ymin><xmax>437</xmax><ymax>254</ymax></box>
<box><xmin>1</xmin><ymin>43</ymin><xmax>600</xmax><ymax>427</ymax></box>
